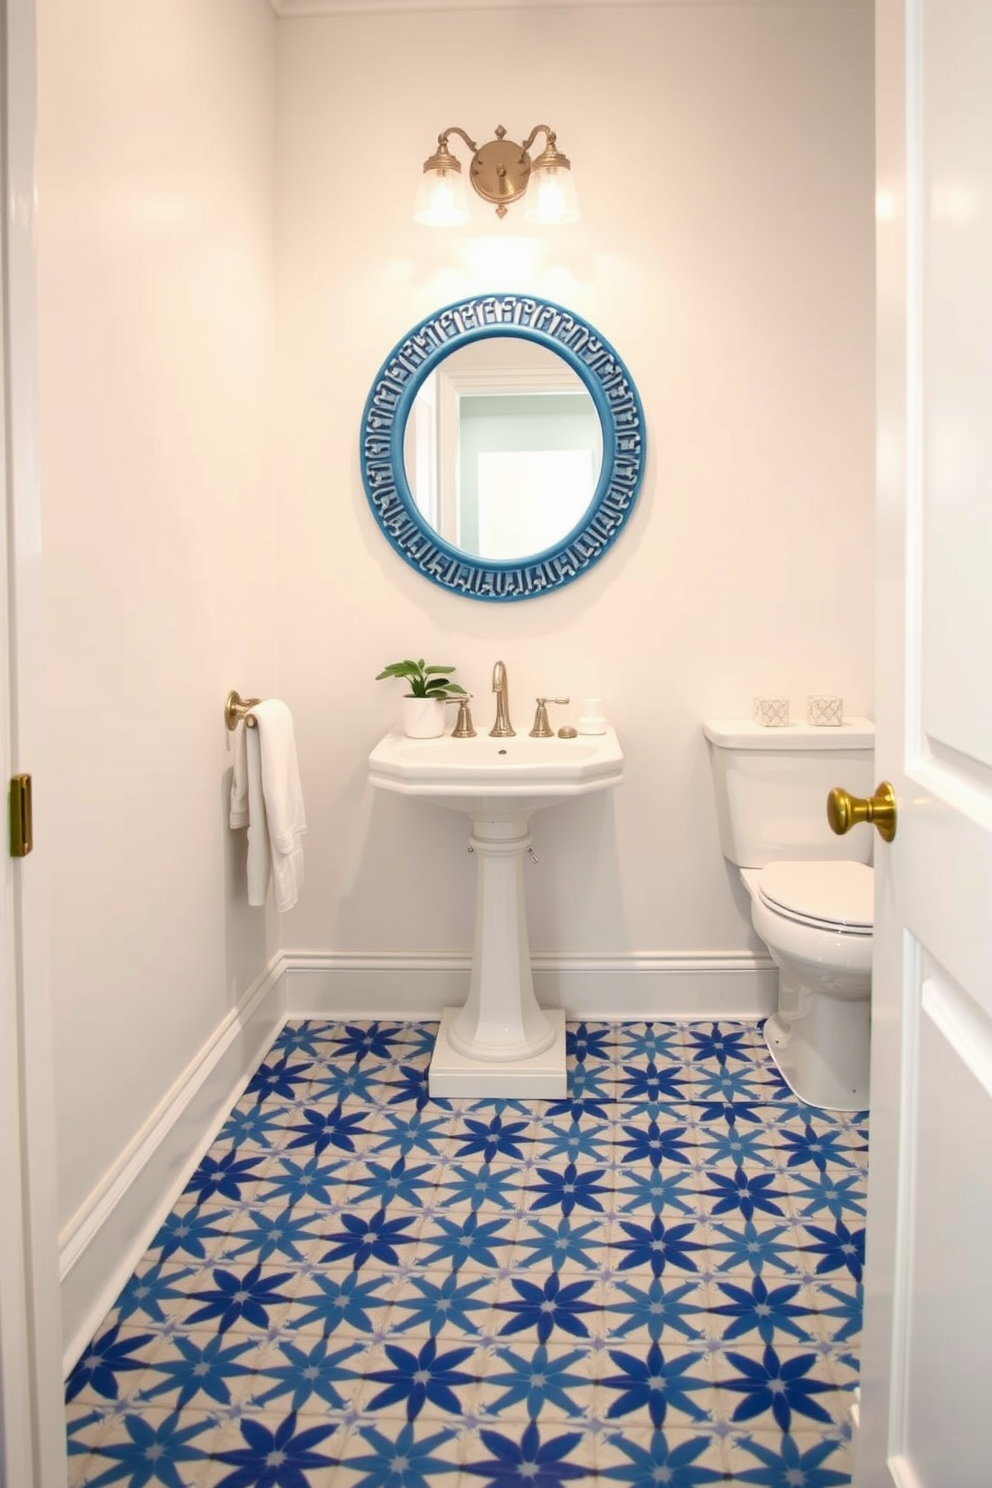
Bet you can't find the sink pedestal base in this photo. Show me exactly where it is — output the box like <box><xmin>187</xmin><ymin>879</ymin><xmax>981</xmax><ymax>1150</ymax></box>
<box><xmin>429</xmin><ymin>1006</ymin><xmax>567</xmax><ymax>1098</ymax></box>
<box><xmin>428</xmin><ymin>813</ymin><xmax>567</xmax><ymax>1099</ymax></box>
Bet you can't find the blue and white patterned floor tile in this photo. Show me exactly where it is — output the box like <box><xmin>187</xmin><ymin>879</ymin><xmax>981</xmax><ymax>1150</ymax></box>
<box><xmin>66</xmin><ymin>1019</ymin><xmax>866</xmax><ymax>1485</ymax></box>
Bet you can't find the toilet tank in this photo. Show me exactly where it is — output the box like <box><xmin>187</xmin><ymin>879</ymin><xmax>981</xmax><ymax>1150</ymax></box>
<box><xmin>702</xmin><ymin>718</ymin><xmax>875</xmax><ymax>868</ymax></box>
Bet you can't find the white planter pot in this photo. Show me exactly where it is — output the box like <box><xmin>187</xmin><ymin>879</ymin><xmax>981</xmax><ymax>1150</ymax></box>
<box><xmin>402</xmin><ymin>696</ymin><xmax>446</xmax><ymax>739</ymax></box>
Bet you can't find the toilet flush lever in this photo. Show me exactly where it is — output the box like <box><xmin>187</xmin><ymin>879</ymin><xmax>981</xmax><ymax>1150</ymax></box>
<box><xmin>827</xmin><ymin>781</ymin><xmax>897</xmax><ymax>843</ymax></box>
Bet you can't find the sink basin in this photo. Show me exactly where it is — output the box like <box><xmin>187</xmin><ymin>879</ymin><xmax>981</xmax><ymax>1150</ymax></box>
<box><xmin>367</xmin><ymin>723</ymin><xmax>624</xmax><ymax>1099</ymax></box>
<box><xmin>367</xmin><ymin>726</ymin><xmax>624</xmax><ymax>815</ymax></box>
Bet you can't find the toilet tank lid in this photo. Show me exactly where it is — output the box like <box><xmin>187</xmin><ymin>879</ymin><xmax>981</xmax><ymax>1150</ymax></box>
<box><xmin>702</xmin><ymin>718</ymin><xmax>875</xmax><ymax>750</ymax></box>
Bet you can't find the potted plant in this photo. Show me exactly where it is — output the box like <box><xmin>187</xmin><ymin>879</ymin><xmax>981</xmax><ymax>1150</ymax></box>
<box><xmin>376</xmin><ymin>657</ymin><xmax>467</xmax><ymax>739</ymax></box>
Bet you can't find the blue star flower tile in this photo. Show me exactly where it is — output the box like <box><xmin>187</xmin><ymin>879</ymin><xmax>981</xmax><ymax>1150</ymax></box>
<box><xmin>602</xmin><ymin>1335</ymin><xmax>719</xmax><ymax>1407</ymax></box>
<box><xmin>75</xmin><ymin>1404</ymin><xmax>232</xmax><ymax>1488</ymax></box>
<box><xmin>65</xmin><ymin>1018</ymin><xmax>867</xmax><ymax>1487</ymax></box>
<box><xmin>476</xmin><ymin>1339</ymin><xmax>600</xmax><ymax>1422</ymax></box>
<box><xmin>692</xmin><ymin>1130</ymin><xmax>783</xmax><ymax>1179</ymax></box>
<box><xmin>601</xmin><ymin>1276</ymin><xmax>711</xmax><ymax>1344</ymax></box>
<box><xmin>708</xmin><ymin>1217</ymin><xmax>814</xmax><ymax>1278</ymax></box>
<box><xmin>710</xmin><ymin>1341</ymin><xmax>856</xmax><ymax>1431</ymax></box>
<box><xmin>803</xmin><ymin>1281</ymin><xmax>865</xmax><ymax>1345</ymax></box>
<box><xmin>785</xmin><ymin>1169</ymin><xmax>868</xmax><ymax>1224</ymax></box>
<box><xmin>282</xmin><ymin>1269</ymin><xmax>394</xmax><ymax>1341</ymax></box>
<box><xmin>597</xmin><ymin>1423</ymin><xmax>730</xmax><ymax>1483</ymax></box>
<box><xmin>327</xmin><ymin>1419</ymin><xmax>465</xmax><ymax>1487</ymax></box>
<box><xmin>384</xmin><ymin>1273</ymin><xmax>503</xmax><ymax>1342</ymax></box>
<box><xmin>510</xmin><ymin>1214</ymin><xmax>613</xmax><ymax>1271</ymax></box>
<box><xmin>612</xmin><ymin>1020</ymin><xmax>690</xmax><ymax>1062</ymax></box>
<box><xmin>461</xmin><ymin>1416</ymin><xmax>600</xmax><ymax>1485</ymax></box>
<box><xmin>355</xmin><ymin>1337</ymin><xmax>490</xmax><ymax>1422</ymax></box>
<box><xmin>723</xmin><ymin>1427</ymin><xmax>853</xmax><ymax>1486</ymax></box>
<box><xmin>613</xmin><ymin>1167</ymin><xmax>707</xmax><ymax>1221</ymax></box>
<box><xmin>197</xmin><ymin>1407</ymin><xmax>344</xmax><ymax>1486</ymax></box>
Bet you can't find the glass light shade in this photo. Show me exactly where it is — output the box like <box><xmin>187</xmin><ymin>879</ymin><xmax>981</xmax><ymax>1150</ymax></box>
<box><xmin>522</xmin><ymin>164</ymin><xmax>580</xmax><ymax>225</ymax></box>
<box><xmin>413</xmin><ymin>167</ymin><xmax>470</xmax><ymax>227</ymax></box>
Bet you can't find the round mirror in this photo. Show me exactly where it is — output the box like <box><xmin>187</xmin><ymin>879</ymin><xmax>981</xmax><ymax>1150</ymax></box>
<box><xmin>403</xmin><ymin>340</ymin><xmax>603</xmax><ymax>561</ymax></box>
<box><xmin>360</xmin><ymin>294</ymin><xmax>645</xmax><ymax>602</ymax></box>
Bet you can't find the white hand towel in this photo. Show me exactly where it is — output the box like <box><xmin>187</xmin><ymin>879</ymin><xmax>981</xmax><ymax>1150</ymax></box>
<box><xmin>229</xmin><ymin>720</ymin><xmax>250</xmax><ymax>829</ymax></box>
<box><xmin>228</xmin><ymin>700</ymin><xmax>306</xmax><ymax>911</ymax></box>
<box><xmin>245</xmin><ymin>723</ymin><xmax>272</xmax><ymax>908</ymax></box>
<box><xmin>252</xmin><ymin>699</ymin><xmax>307</xmax><ymax>912</ymax></box>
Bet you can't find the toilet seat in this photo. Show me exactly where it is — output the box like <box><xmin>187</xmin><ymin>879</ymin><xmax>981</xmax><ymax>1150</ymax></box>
<box><xmin>756</xmin><ymin>860</ymin><xmax>873</xmax><ymax>936</ymax></box>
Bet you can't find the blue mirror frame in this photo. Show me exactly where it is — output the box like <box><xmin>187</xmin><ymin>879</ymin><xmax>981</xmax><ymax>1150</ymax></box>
<box><xmin>359</xmin><ymin>294</ymin><xmax>646</xmax><ymax>602</ymax></box>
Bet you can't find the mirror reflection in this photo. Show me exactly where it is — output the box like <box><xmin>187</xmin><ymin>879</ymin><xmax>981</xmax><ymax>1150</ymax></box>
<box><xmin>403</xmin><ymin>339</ymin><xmax>603</xmax><ymax>560</ymax></box>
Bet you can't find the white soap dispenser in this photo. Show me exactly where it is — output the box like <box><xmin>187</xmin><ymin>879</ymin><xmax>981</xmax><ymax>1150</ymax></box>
<box><xmin>577</xmin><ymin>698</ymin><xmax>608</xmax><ymax>735</ymax></box>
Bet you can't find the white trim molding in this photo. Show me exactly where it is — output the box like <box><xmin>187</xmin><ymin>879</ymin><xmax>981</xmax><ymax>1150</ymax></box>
<box><xmin>59</xmin><ymin>958</ymin><xmax>287</xmax><ymax>1374</ymax></box>
<box><xmin>271</xmin><ymin>0</ymin><xmax>870</xmax><ymax>16</ymax></box>
<box><xmin>283</xmin><ymin>948</ymin><xmax>777</xmax><ymax>1022</ymax></box>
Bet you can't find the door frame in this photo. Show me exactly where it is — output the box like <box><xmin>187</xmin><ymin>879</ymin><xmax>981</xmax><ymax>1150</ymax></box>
<box><xmin>1</xmin><ymin>0</ymin><xmax>66</xmax><ymax>1482</ymax></box>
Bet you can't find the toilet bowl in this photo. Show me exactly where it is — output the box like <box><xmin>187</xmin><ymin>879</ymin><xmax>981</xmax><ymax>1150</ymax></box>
<box><xmin>741</xmin><ymin>860</ymin><xmax>872</xmax><ymax>1111</ymax></box>
<box><xmin>703</xmin><ymin>717</ymin><xmax>876</xmax><ymax>1112</ymax></box>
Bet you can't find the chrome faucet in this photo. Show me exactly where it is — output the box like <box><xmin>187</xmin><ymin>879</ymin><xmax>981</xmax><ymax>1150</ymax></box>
<box><xmin>490</xmin><ymin>659</ymin><xmax>515</xmax><ymax>737</ymax></box>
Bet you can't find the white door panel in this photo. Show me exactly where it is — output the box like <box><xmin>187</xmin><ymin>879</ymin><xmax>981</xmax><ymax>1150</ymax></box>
<box><xmin>919</xmin><ymin>0</ymin><xmax>992</xmax><ymax>770</ymax></box>
<box><xmin>857</xmin><ymin>2</ymin><xmax>992</xmax><ymax>1485</ymax></box>
<box><xmin>900</xmin><ymin>964</ymin><xmax>992</xmax><ymax>1480</ymax></box>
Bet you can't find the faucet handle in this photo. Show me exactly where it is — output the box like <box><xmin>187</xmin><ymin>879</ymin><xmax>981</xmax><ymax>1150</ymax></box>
<box><xmin>450</xmin><ymin>695</ymin><xmax>476</xmax><ymax>738</ymax></box>
<box><xmin>530</xmin><ymin>697</ymin><xmax>570</xmax><ymax>738</ymax></box>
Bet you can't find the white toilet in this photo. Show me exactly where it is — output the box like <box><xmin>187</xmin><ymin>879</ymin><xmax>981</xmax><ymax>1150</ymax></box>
<box><xmin>703</xmin><ymin>717</ymin><xmax>875</xmax><ymax>1111</ymax></box>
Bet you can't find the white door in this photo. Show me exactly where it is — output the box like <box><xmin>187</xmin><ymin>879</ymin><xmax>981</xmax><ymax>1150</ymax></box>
<box><xmin>0</xmin><ymin>1</ymin><xmax>66</xmax><ymax>1483</ymax></box>
<box><xmin>855</xmin><ymin>2</ymin><xmax>992</xmax><ymax>1485</ymax></box>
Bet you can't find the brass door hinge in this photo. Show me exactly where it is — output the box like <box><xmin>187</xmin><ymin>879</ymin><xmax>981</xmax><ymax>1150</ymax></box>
<box><xmin>10</xmin><ymin>774</ymin><xmax>32</xmax><ymax>857</ymax></box>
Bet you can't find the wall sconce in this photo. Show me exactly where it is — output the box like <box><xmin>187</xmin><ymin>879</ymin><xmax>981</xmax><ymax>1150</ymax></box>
<box><xmin>414</xmin><ymin>123</ymin><xmax>580</xmax><ymax>227</ymax></box>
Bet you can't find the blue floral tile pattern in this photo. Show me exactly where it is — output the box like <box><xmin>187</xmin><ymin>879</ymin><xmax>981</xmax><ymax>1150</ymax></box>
<box><xmin>66</xmin><ymin>1019</ymin><xmax>866</xmax><ymax>1485</ymax></box>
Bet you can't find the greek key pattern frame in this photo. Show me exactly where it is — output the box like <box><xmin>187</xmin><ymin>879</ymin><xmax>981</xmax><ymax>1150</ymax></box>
<box><xmin>359</xmin><ymin>294</ymin><xmax>646</xmax><ymax>602</ymax></box>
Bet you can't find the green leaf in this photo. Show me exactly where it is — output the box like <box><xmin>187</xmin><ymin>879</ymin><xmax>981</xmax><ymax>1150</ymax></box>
<box><xmin>375</xmin><ymin>660</ymin><xmax>419</xmax><ymax>681</ymax></box>
<box><xmin>375</xmin><ymin>656</ymin><xmax>464</xmax><ymax>699</ymax></box>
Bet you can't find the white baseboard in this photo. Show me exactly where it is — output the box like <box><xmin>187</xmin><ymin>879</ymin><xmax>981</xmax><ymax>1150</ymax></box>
<box><xmin>59</xmin><ymin>957</ymin><xmax>287</xmax><ymax>1375</ymax></box>
<box><xmin>282</xmin><ymin>949</ymin><xmax>778</xmax><ymax>1022</ymax></box>
<box><xmin>58</xmin><ymin>946</ymin><xmax>777</xmax><ymax>1374</ymax></box>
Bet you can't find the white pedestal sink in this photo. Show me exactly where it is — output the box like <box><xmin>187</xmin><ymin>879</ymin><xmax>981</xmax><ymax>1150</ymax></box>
<box><xmin>367</xmin><ymin>727</ymin><xmax>624</xmax><ymax>1097</ymax></box>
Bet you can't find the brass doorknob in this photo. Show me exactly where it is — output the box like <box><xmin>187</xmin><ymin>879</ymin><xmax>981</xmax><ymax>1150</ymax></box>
<box><xmin>827</xmin><ymin>781</ymin><xmax>897</xmax><ymax>843</ymax></box>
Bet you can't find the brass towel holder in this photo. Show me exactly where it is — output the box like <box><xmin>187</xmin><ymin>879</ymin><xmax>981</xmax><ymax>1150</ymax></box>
<box><xmin>225</xmin><ymin>690</ymin><xmax>261</xmax><ymax>730</ymax></box>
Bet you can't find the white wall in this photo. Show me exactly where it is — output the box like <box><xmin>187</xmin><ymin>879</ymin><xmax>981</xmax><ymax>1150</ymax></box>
<box><xmin>32</xmin><ymin>0</ymin><xmax>874</xmax><ymax>1341</ymax></box>
<box><xmin>37</xmin><ymin>0</ymin><xmax>278</xmax><ymax>1232</ymax></box>
<box><xmin>274</xmin><ymin>4</ymin><xmax>875</xmax><ymax>961</ymax></box>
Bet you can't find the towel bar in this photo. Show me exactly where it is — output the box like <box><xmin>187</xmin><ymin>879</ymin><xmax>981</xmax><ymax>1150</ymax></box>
<box><xmin>225</xmin><ymin>690</ymin><xmax>261</xmax><ymax>730</ymax></box>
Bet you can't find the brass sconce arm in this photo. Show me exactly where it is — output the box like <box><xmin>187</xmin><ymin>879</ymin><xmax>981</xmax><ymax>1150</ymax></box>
<box><xmin>422</xmin><ymin>126</ymin><xmax>479</xmax><ymax>177</ymax></box>
<box><xmin>520</xmin><ymin>123</ymin><xmax>563</xmax><ymax>161</ymax></box>
<box><xmin>436</xmin><ymin>125</ymin><xmax>479</xmax><ymax>155</ymax></box>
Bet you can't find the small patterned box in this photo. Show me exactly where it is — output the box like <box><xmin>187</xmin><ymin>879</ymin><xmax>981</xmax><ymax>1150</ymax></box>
<box><xmin>753</xmin><ymin>695</ymin><xmax>790</xmax><ymax>727</ymax></box>
<box><xmin>807</xmin><ymin>694</ymin><xmax>844</xmax><ymax>726</ymax></box>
